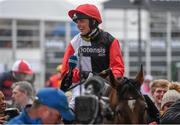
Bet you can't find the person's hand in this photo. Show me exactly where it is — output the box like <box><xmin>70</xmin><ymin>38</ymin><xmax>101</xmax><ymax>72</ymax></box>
<box><xmin>148</xmin><ymin>121</ymin><xmax>158</xmax><ymax>125</ymax></box>
<box><xmin>0</xmin><ymin>115</ymin><xmax>8</xmax><ymax>124</ymax></box>
<box><xmin>60</xmin><ymin>73</ymin><xmax>72</xmax><ymax>92</ymax></box>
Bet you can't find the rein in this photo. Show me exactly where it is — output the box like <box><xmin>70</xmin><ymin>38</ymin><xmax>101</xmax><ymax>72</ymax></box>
<box><xmin>66</xmin><ymin>69</ymin><xmax>111</xmax><ymax>92</ymax></box>
<box><xmin>66</xmin><ymin>80</ymin><xmax>85</xmax><ymax>91</ymax></box>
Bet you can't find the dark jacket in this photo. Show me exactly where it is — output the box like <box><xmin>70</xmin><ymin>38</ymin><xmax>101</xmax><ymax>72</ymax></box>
<box><xmin>143</xmin><ymin>95</ymin><xmax>160</xmax><ymax>124</ymax></box>
<box><xmin>160</xmin><ymin>99</ymin><xmax>180</xmax><ymax>124</ymax></box>
<box><xmin>0</xmin><ymin>71</ymin><xmax>17</xmax><ymax>101</ymax></box>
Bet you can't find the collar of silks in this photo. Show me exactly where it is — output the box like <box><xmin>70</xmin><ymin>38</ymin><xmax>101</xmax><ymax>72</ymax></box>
<box><xmin>81</xmin><ymin>28</ymin><xmax>100</xmax><ymax>42</ymax></box>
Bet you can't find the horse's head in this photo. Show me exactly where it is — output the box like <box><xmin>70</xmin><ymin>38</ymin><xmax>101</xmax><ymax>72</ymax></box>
<box><xmin>108</xmin><ymin>65</ymin><xmax>148</xmax><ymax>124</ymax></box>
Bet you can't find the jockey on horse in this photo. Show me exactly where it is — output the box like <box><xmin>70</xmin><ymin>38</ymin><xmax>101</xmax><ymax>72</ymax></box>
<box><xmin>60</xmin><ymin>3</ymin><xmax>124</xmax><ymax>110</ymax></box>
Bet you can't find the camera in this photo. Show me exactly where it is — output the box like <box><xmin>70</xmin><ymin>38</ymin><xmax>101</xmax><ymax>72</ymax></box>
<box><xmin>4</xmin><ymin>108</ymin><xmax>19</xmax><ymax>120</ymax></box>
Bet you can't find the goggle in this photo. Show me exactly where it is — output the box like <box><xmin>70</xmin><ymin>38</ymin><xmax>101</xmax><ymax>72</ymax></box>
<box><xmin>72</xmin><ymin>13</ymin><xmax>90</xmax><ymax>22</ymax></box>
<box><xmin>13</xmin><ymin>72</ymin><xmax>34</xmax><ymax>82</ymax></box>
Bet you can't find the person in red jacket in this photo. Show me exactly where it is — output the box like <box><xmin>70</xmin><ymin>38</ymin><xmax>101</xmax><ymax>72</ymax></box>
<box><xmin>60</xmin><ymin>4</ymin><xmax>124</xmax><ymax>109</ymax></box>
<box><xmin>45</xmin><ymin>64</ymin><xmax>62</xmax><ymax>88</ymax></box>
<box><xmin>61</xmin><ymin>3</ymin><xmax>124</xmax><ymax>84</ymax></box>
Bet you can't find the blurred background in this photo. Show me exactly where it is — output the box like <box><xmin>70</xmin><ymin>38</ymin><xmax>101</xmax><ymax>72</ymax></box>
<box><xmin>0</xmin><ymin>0</ymin><xmax>180</xmax><ymax>90</ymax></box>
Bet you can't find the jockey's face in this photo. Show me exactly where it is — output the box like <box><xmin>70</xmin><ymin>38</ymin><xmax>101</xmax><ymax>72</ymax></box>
<box><xmin>76</xmin><ymin>19</ymin><xmax>90</xmax><ymax>35</ymax></box>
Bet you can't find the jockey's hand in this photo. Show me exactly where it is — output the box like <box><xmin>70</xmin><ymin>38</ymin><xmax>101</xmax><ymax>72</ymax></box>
<box><xmin>60</xmin><ymin>73</ymin><xmax>72</xmax><ymax>92</ymax></box>
<box><xmin>81</xmin><ymin>71</ymin><xmax>92</xmax><ymax>79</ymax></box>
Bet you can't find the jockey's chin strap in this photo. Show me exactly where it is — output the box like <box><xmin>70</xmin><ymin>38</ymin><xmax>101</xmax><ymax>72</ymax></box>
<box><xmin>81</xmin><ymin>28</ymin><xmax>99</xmax><ymax>42</ymax></box>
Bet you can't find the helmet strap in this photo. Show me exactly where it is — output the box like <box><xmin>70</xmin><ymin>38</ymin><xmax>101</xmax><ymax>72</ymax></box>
<box><xmin>89</xmin><ymin>19</ymin><xmax>98</xmax><ymax>30</ymax></box>
<box><xmin>81</xmin><ymin>28</ymin><xmax>99</xmax><ymax>42</ymax></box>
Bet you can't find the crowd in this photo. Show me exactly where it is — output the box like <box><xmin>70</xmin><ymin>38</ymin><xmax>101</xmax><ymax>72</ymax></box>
<box><xmin>141</xmin><ymin>74</ymin><xmax>180</xmax><ymax>124</ymax></box>
<box><xmin>0</xmin><ymin>59</ymin><xmax>74</xmax><ymax>124</ymax></box>
<box><xmin>0</xmin><ymin>3</ymin><xmax>180</xmax><ymax>124</ymax></box>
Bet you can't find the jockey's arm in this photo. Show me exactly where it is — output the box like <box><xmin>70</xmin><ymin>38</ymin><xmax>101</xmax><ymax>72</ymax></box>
<box><xmin>109</xmin><ymin>39</ymin><xmax>124</xmax><ymax>78</ymax></box>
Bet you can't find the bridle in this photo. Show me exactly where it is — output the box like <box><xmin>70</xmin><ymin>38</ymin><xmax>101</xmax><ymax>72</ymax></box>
<box><xmin>112</xmin><ymin>77</ymin><xmax>148</xmax><ymax>123</ymax></box>
<box><xmin>117</xmin><ymin>77</ymin><xmax>143</xmax><ymax>100</ymax></box>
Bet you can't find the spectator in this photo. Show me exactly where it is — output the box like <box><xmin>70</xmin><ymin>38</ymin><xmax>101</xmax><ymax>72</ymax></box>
<box><xmin>0</xmin><ymin>59</ymin><xmax>35</xmax><ymax>107</ymax></box>
<box><xmin>12</xmin><ymin>81</ymin><xmax>34</xmax><ymax>111</ymax></box>
<box><xmin>160</xmin><ymin>82</ymin><xmax>180</xmax><ymax>115</ymax></box>
<box><xmin>169</xmin><ymin>81</ymin><xmax>180</xmax><ymax>92</ymax></box>
<box><xmin>0</xmin><ymin>90</ymin><xmax>19</xmax><ymax>124</ymax></box>
<box><xmin>7</xmin><ymin>88</ymin><xmax>75</xmax><ymax>124</ymax></box>
<box><xmin>150</xmin><ymin>79</ymin><xmax>170</xmax><ymax>110</ymax></box>
<box><xmin>141</xmin><ymin>74</ymin><xmax>153</xmax><ymax>95</ymax></box>
<box><xmin>45</xmin><ymin>64</ymin><xmax>62</xmax><ymax>88</ymax></box>
<box><xmin>160</xmin><ymin>89</ymin><xmax>180</xmax><ymax>116</ymax></box>
<box><xmin>0</xmin><ymin>90</ymin><xmax>7</xmax><ymax>124</ymax></box>
<box><xmin>160</xmin><ymin>99</ymin><xmax>180</xmax><ymax>124</ymax></box>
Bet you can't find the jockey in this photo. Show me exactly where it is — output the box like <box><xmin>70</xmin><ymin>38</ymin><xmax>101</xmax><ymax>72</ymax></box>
<box><xmin>60</xmin><ymin>4</ymin><xmax>124</xmax><ymax>109</ymax></box>
<box><xmin>0</xmin><ymin>59</ymin><xmax>35</xmax><ymax>106</ymax></box>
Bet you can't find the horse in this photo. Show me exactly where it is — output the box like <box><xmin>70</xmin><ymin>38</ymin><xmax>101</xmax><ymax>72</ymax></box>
<box><xmin>105</xmin><ymin>65</ymin><xmax>148</xmax><ymax>124</ymax></box>
<box><xmin>73</xmin><ymin>66</ymin><xmax>148</xmax><ymax>124</ymax></box>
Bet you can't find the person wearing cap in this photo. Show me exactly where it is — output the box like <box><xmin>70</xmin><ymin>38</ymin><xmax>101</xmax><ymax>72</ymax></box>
<box><xmin>0</xmin><ymin>59</ymin><xmax>35</xmax><ymax>107</ymax></box>
<box><xmin>160</xmin><ymin>99</ymin><xmax>180</xmax><ymax>124</ymax></box>
<box><xmin>160</xmin><ymin>89</ymin><xmax>180</xmax><ymax>115</ymax></box>
<box><xmin>160</xmin><ymin>82</ymin><xmax>180</xmax><ymax>115</ymax></box>
<box><xmin>141</xmin><ymin>74</ymin><xmax>153</xmax><ymax>95</ymax></box>
<box><xmin>45</xmin><ymin>64</ymin><xmax>62</xmax><ymax>88</ymax></box>
<box><xmin>60</xmin><ymin>4</ymin><xmax>124</xmax><ymax>109</ymax></box>
<box><xmin>61</xmin><ymin>3</ymin><xmax>124</xmax><ymax>85</ymax></box>
<box><xmin>7</xmin><ymin>88</ymin><xmax>75</xmax><ymax>124</ymax></box>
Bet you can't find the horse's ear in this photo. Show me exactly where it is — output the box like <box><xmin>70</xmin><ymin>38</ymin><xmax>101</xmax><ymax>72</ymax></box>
<box><xmin>135</xmin><ymin>64</ymin><xmax>144</xmax><ymax>86</ymax></box>
<box><xmin>109</xmin><ymin>69</ymin><xmax>115</xmax><ymax>86</ymax></box>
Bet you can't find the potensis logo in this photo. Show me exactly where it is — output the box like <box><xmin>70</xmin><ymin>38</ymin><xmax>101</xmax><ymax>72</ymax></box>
<box><xmin>79</xmin><ymin>46</ymin><xmax>106</xmax><ymax>57</ymax></box>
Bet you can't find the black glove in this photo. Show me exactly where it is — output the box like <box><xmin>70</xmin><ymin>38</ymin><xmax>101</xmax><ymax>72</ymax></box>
<box><xmin>60</xmin><ymin>73</ymin><xmax>72</xmax><ymax>92</ymax></box>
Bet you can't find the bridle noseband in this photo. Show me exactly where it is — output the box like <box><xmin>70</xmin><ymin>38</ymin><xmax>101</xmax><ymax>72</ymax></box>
<box><xmin>111</xmin><ymin>77</ymin><xmax>148</xmax><ymax>123</ymax></box>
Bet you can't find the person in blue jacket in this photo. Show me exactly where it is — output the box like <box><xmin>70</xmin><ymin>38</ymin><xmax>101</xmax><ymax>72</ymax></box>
<box><xmin>7</xmin><ymin>88</ymin><xmax>75</xmax><ymax>124</ymax></box>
